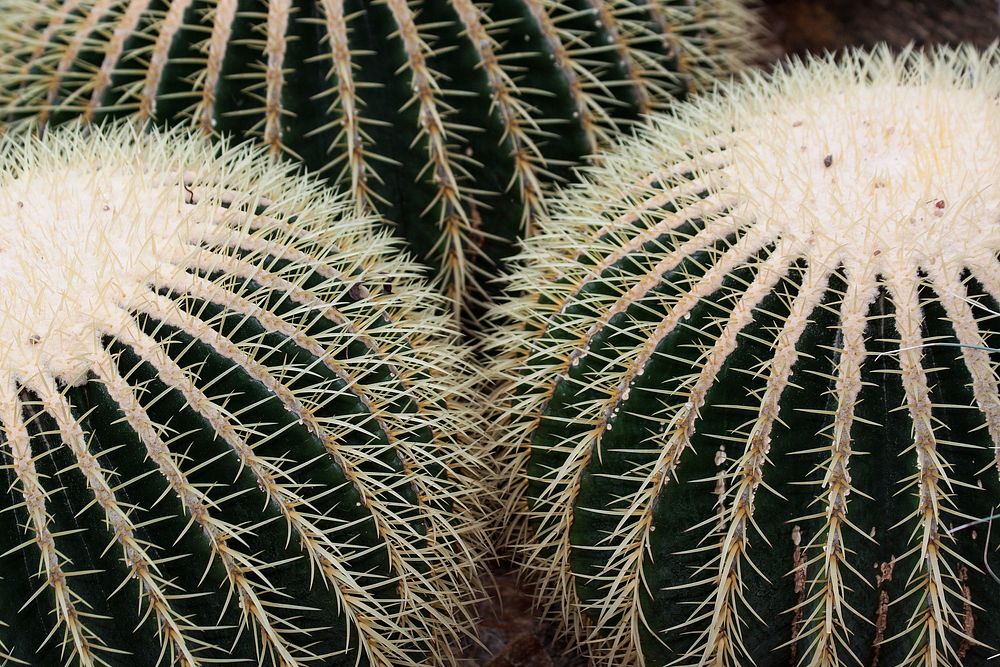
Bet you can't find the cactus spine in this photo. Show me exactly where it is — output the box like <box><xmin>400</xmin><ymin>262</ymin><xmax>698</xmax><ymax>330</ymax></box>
<box><xmin>0</xmin><ymin>123</ymin><xmax>485</xmax><ymax>667</ymax></box>
<box><xmin>489</xmin><ymin>46</ymin><xmax>1000</xmax><ymax>666</ymax></box>
<box><xmin>0</xmin><ymin>0</ymin><xmax>759</xmax><ymax>318</ymax></box>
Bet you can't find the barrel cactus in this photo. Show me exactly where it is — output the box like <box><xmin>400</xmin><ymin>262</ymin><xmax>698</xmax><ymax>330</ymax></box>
<box><xmin>0</xmin><ymin>122</ymin><xmax>485</xmax><ymax>666</ymax></box>
<box><xmin>0</xmin><ymin>0</ymin><xmax>760</xmax><ymax>319</ymax></box>
<box><xmin>489</xmin><ymin>46</ymin><xmax>1000</xmax><ymax>666</ymax></box>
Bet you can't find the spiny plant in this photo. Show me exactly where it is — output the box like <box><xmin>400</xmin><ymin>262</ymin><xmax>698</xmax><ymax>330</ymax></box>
<box><xmin>0</xmin><ymin>0</ymin><xmax>759</xmax><ymax>321</ymax></box>
<box><xmin>0</xmin><ymin>122</ymin><xmax>486</xmax><ymax>667</ymax></box>
<box><xmin>488</xmin><ymin>45</ymin><xmax>1000</xmax><ymax>666</ymax></box>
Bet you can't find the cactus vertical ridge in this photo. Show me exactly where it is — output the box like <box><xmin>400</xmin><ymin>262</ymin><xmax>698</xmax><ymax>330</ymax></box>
<box><xmin>490</xmin><ymin>46</ymin><xmax>1000</xmax><ymax>666</ymax></box>
<box><xmin>0</xmin><ymin>0</ymin><xmax>760</xmax><ymax>320</ymax></box>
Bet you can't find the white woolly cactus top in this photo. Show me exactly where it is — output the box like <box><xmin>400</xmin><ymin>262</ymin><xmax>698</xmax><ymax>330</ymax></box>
<box><xmin>0</xmin><ymin>163</ymin><xmax>200</xmax><ymax>384</ymax></box>
<box><xmin>508</xmin><ymin>45</ymin><xmax>1000</xmax><ymax>342</ymax></box>
<box><xmin>491</xmin><ymin>46</ymin><xmax>1000</xmax><ymax>667</ymax></box>
<box><xmin>726</xmin><ymin>58</ymin><xmax>1000</xmax><ymax>274</ymax></box>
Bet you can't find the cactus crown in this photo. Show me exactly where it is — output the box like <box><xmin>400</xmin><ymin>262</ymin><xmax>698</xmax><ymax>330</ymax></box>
<box><xmin>0</xmin><ymin>0</ymin><xmax>760</xmax><ymax>318</ymax></box>
<box><xmin>0</xmin><ymin>136</ymin><xmax>240</xmax><ymax>384</ymax></box>
<box><xmin>490</xmin><ymin>46</ymin><xmax>1000</xmax><ymax>667</ymax></box>
<box><xmin>0</xmin><ymin>123</ymin><xmax>485</xmax><ymax>667</ymax></box>
<box><xmin>725</xmin><ymin>54</ymin><xmax>1000</xmax><ymax>269</ymax></box>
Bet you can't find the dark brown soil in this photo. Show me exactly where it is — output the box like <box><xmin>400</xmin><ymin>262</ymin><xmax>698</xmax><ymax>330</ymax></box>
<box><xmin>762</xmin><ymin>0</ymin><xmax>1000</xmax><ymax>61</ymax></box>
<box><xmin>467</xmin><ymin>2</ymin><xmax>999</xmax><ymax>665</ymax></box>
<box><xmin>464</xmin><ymin>568</ymin><xmax>588</xmax><ymax>667</ymax></box>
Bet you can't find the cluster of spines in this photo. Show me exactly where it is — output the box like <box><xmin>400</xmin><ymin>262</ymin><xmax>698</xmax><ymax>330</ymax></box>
<box><xmin>0</xmin><ymin>0</ymin><xmax>760</xmax><ymax>319</ymax></box>
<box><xmin>0</xmin><ymin>124</ymin><xmax>487</xmax><ymax>667</ymax></box>
<box><xmin>488</xmin><ymin>47</ymin><xmax>1000</xmax><ymax>667</ymax></box>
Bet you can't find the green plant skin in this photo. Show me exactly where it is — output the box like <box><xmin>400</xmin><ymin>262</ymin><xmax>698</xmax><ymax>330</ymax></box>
<box><xmin>0</xmin><ymin>124</ymin><xmax>486</xmax><ymax>667</ymax></box>
<box><xmin>0</xmin><ymin>0</ymin><xmax>758</xmax><ymax>322</ymax></box>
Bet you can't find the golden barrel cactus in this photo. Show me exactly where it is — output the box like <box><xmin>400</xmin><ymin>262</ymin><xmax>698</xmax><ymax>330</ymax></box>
<box><xmin>0</xmin><ymin>123</ymin><xmax>486</xmax><ymax>666</ymax></box>
<box><xmin>489</xmin><ymin>46</ymin><xmax>1000</xmax><ymax>666</ymax></box>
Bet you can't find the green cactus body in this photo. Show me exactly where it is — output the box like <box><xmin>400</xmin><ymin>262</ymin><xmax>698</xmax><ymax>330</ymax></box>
<box><xmin>0</xmin><ymin>123</ymin><xmax>485</xmax><ymax>667</ymax></box>
<box><xmin>0</xmin><ymin>0</ymin><xmax>758</xmax><ymax>318</ymax></box>
<box><xmin>490</xmin><ymin>47</ymin><xmax>1000</xmax><ymax>666</ymax></box>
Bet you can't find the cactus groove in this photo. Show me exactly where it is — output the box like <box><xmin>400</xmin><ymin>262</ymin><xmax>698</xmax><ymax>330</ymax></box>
<box><xmin>0</xmin><ymin>0</ymin><xmax>759</xmax><ymax>318</ymax></box>
<box><xmin>0</xmin><ymin>123</ymin><xmax>485</xmax><ymax>667</ymax></box>
<box><xmin>489</xmin><ymin>47</ymin><xmax>1000</xmax><ymax>666</ymax></box>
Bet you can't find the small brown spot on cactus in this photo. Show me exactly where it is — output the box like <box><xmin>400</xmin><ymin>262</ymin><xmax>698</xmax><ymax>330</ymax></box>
<box><xmin>789</xmin><ymin>524</ymin><xmax>806</xmax><ymax>663</ymax></box>
<box><xmin>823</xmin><ymin>154</ymin><xmax>833</xmax><ymax>168</ymax></box>
<box><xmin>871</xmin><ymin>559</ymin><xmax>895</xmax><ymax>667</ymax></box>
<box><xmin>347</xmin><ymin>283</ymin><xmax>366</xmax><ymax>301</ymax></box>
<box><xmin>958</xmin><ymin>565</ymin><xmax>974</xmax><ymax>659</ymax></box>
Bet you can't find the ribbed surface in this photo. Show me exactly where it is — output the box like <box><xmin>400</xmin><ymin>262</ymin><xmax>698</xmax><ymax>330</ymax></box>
<box><xmin>0</xmin><ymin>126</ymin><xmax>485</xmax><ymax>667</ymax></box>
<box><xmin>0</xmin><ymin>0</ymin><xmax>759</xmax><ymax>317</ymax></box>
<box><xmin>490</xmin><ymin>49</ymin><xmax>1000</xmax><ymax>666</ymax></box>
